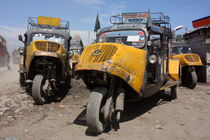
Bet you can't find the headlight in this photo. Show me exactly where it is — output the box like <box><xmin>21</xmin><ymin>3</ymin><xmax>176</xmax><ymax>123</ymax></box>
<box><xmin>149</xmin><ymin>55</ymin><xmax>157</xmax><ymax>64</ymax></box>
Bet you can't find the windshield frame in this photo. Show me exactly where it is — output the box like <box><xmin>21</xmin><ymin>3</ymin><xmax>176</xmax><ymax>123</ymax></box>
<box><xmin>172</xmin><ymin>46</ymin><xmax>192</xmax><ymax>55</ymax></box>
<box><xmin>97</xmin><ymin>29</ymin><xmax>147</xmax><ymax>49</ymax></box>
<box><xmin>28</xmin><ymin>32</ymin><xmax>67</xmax><ymax>47</ymax></box>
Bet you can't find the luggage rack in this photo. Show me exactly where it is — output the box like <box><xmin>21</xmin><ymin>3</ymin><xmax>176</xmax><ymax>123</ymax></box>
<box><xmin>27</xmin><ymin>17</ymin><xmax>70</xmax><ymax>30</ymax></box>
<box><xmin>151</xmin><ymin>12</ymin><xmax>171</xmax><ymax>30</ymax></box>
<box><xmin>110</xmin><ymin>11</ymin><xmax>171</xmax><ymax>30</ymax></box>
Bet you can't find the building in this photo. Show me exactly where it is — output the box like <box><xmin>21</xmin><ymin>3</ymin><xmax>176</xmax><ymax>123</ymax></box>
<box><xmin>184</xmin><ymin>16</ymin><xmax>210</xmax><ymax>82</ymax></box>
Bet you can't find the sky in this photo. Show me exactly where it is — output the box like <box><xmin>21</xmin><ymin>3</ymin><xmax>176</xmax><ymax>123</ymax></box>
<box><xmin>0</xmin><ymin>0</ymin><xmax>209</xmax><ymax>52</ymax></box>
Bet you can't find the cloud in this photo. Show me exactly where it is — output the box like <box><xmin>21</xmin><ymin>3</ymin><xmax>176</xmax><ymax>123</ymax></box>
<box><xmin>0</xmin><ymin>25</ymin><xmax>25</xmax><ymax>40</ymax></box>
<box><xmin>0</xmin><ymin>25</ymin><xmax>26</xmax><ymax>52</ymax></box>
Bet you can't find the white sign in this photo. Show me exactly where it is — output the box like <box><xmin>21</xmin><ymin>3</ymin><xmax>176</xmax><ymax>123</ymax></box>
<box><xmin>127</xmin><ymin>35</ymin><xmax>139</xmax><ymax>42</ymax></box>
<box><xmin>207</xmin><ymin>65</ymin><xmax>210</xmax><ymax>83</ymax></box>
<box><xmin>206</xmin><ymin>39</ymin><xmax>210</xmax><ymax>44</ymax></box>
<box><xmin>207</xmin><ymin>53</ymin><xmax>210</xmax><ymax>63</ymax></box>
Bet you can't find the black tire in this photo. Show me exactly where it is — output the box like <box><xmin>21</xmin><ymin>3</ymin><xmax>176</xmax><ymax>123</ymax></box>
<box><xmin>19</xmin><ymin>73</ymin><xmax>26</xmax><ymax>87</ymax></box>
<box><xmin>86</xmin><ymin>87</ymin><xmax>108</xmax><ymax>134</ymax></box>
<box><xmin>187</xmin><ymin>71</ymin><xmax>197</xmax><ymax>89</ymax></box>
<box><xmin>65</xmin><ymin>75</ymin><xmax>71</xmax><ymax>88</ymax></box>
<box><xmin>32</xmin><ymin>75</ymin><xmax>46</xmax><ymax>105</ymax></box>
<box><xmin>170</xmin><ymin>85</ymin><xmax>177</xmax><ymax>100</ymax></box>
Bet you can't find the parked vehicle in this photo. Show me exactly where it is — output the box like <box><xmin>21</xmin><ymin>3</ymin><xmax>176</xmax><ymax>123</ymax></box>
<box><xmin>69</xmin><ymin>35</ymin><xmax>84</xmax><ymax>78</ymax></box>
<box><xmin>12</xmin><ymin>49</ymin><xmax>19</xmax><ymax>64</ymax></box>
<box><xmin>0</xmin><ymin>35</ymin><xmax>10</xmax><ymax>70</ymax></box>
<box><xmin>172</xmin><ymin>45</ymin><xmax>202</xmax><ymax>88</ymax></box>
<box><xmin>75</xmin><ymin>11</ymin><xmax>180</xmax><ymax>133</ymax></box>
<box><xmin>18</xmin><ymin>16</ymin><xmax>72</xmax><ymax>105</ymax></box>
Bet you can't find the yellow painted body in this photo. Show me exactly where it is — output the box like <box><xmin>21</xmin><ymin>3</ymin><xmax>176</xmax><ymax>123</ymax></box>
<box><xmin>72</xmin><ymin>54</ymin><xmax>80</xmax><ymax>62</ymax></box>
<box><xmin>169</xmin><ymin>59</ymin><xmax>180</xmax><ymax>81</ymax></box>
<box><xmin>69</xmin><ymin>54</ymin><xmax>80</xmax><ymax>74</ymax></box>
<box><xmin>38</xmin><ymin>16</ymin><xmax>61</xmax><ymax>27</ymax></box>
<box><xmin>173</xmin><ymin>53</ymin><xmax>203</xmax><ymax>66</ymax></box>
<box><xmin>76</xmin><ymin>43</ymin><xmax>147</xmax><ymax>94</ymax></box>
<box><xmin>25</xmin><ymin>40</ymin><xmax>67</xmax><ymax>75</ymax></box>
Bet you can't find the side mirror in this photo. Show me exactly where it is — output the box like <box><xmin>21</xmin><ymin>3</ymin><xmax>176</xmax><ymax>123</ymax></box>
<box><xmin>18</xmin><ymin>47</ymin><xmax>24</xmax><ymax>54</ymax></box>
<box><xmin>18</xmin><ymin>35</ymin><xmax>23</xmax><ymax>42</ymax></box>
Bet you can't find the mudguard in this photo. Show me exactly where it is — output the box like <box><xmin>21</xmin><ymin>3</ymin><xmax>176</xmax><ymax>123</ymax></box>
<box><xmin>169</xmin><ymin>59</ymin><xmax>180</xmax><ymax>81</ymax></box>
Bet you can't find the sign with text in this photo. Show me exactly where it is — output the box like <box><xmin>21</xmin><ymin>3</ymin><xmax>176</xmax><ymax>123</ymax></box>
<box><xmin>122</xmin><ymin>12</ymin><xmax>148</xmax><ymax>24</ymax></box>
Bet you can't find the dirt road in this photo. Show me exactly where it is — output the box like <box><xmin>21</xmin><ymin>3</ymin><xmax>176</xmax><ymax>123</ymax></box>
<box><xmin>0</xmin><ymin>64</ymin><xmax>210</xmax><ymax>140</ymax></box>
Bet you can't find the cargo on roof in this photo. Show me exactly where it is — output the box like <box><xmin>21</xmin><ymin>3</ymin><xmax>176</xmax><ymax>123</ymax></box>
<box><xmin>38</xmin><ymin>16</ymin><xmax>61</xmax><ymax>27</ymax></box>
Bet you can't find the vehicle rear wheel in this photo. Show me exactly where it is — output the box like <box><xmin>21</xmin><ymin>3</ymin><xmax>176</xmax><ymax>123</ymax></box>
<box><xmin>187</xmin><ymin>70</ymin><xmax>197</xmax><ymax>89</ymax></box>
<box><xmin>19</xmin><ymin>73</ymin><xmax>25</xmax><ymax>87</ymax></box>
<box><xmin>32</xmin><ymin>75</ymin><xmax>46</xmax><ymax>105</ymax></box>
<box><xmin>86</xmin><ymin>87</ymin><xmax>108</xmax><ymax>134</ymax></box>
<box><xmin>170</xmin><ymin>85</ymin><xmax>177</xmax><ymax>100</ymax></box>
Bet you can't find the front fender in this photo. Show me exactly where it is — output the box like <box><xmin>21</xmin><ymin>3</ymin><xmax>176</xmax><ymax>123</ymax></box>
<box><xmin>76</xmin><ymin>43</ymin><xmax>147</xmax><ymax>94</ymax></box>
<box><xmin>173</xmin><ymin>53</ymin><xmax>203</xmax><ymax>66</ymax></box>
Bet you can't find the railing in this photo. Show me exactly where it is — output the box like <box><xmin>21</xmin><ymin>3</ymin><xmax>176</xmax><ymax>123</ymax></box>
<box><xmin>27</xmin><ymin>17</ymin><xmax>70</xmax><ymax>30</ymax></box>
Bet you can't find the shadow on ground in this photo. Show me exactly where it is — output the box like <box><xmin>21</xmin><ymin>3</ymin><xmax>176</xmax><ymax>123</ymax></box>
<box><xmin>24</xmin><ymin>84</ymin><xmax>71</xmax><ymax>104</ymax></box>
<box><xmin>73</xmin><ymin>92</ymin><xmax>172</xmax><ymax>135</ymax></box>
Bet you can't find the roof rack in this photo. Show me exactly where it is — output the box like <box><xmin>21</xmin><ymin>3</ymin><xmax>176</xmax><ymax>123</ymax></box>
<box><xmin>27</xmin><ymin>17</ymin><xmax>70</xmax><ymax>30</ymax></box>
<box><xmin>109</xmin><ymin>11</ymin><xmax>171</xmax><ymax>29</ymax></box>
<box><xmin>151</xmin><ymin>12</ymin><xmax>171</xmax><ymax>29</ymax></box>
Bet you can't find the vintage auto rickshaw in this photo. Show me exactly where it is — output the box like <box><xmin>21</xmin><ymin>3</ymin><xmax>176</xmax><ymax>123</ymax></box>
<box><xmin>12</xmin><ymin>49</ymin><xmax>20</xmax><ymax>64</ymax></box>
<box><xmin>75</xmin><ymin>11</ymin><xmax>180</xmax><ymax>133</ymax></box>
<box><xmin>18</xmin><ymin>16</ymin><xmax>72</xmax><ymax>105</ymax></box>
<box><xmin>69</xmin><ymin>35</ymin><xmax>84</xmax><ymax>77</ymax></box>
<box><xmin>172</xmin><ymin>45</ymin><xmax>202</xmax><ymax>88</ymax></box>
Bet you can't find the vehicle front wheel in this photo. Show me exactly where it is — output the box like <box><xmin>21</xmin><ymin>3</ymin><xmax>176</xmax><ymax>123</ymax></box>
<box><xmin>86</xmin><ymin>87</ymin><xmax>108</xmax><ymax>134</ymax></box>
<box><xmin>32</xmin><ymin>75</ymin><xmax>46</xmax><ymax>105</ymax></box>
<box><xmin>170</xmin><ymin>85</ymin><xmax>177</xmax><ymax>100</ymax></box>
<box><xmin>19</xmin><ymin>73</ymin><xmax>26</xmax><ymax>87</ymax></box>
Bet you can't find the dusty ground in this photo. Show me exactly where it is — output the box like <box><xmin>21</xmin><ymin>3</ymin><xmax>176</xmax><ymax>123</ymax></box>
<box><xmin>0</xmin><ymin>64</ymin><xmax>210</xmax><ymax>140</ymax></box>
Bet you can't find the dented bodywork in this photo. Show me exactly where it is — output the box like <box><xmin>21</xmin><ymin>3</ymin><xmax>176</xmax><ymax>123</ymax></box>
<box><xmin>76</xmin><ymin>43</ymin><xmax>147</xmax><ymax>93</ymax></box>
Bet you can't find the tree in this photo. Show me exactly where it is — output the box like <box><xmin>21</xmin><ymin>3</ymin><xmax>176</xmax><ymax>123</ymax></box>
<box><xmin>94</xmin><ymin>13</ymin><xmax>100</xmax><ymax>33</ymax></box>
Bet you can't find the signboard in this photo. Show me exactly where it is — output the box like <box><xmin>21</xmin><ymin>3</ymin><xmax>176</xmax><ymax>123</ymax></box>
<box><xmin>127</xmin><ymin>35</ymin><xmax>139</xmax><ymax>42</ymax></box>
<box><xmin>206</xmin><ymin>39</ymin><xmax>210</xmax><ymax>44</ymax></box>
<box><xmin>207</xmin><ymin>64</ymin><xmax>210</xmax><ymax>83</ymax></box>
<box><xmin>122</xmin><ymin>12</ymin><xmax>148</xmax><ymax>24</ymax></box>
<box><xmin>207</xmin><ymin>53</ymin><xmax>210</xmax><ymax>63</ymax></box>
<box><xmin>38</xmin><ymin>16</ymin><xmax>61</xmax><ymax>27</ymax></box>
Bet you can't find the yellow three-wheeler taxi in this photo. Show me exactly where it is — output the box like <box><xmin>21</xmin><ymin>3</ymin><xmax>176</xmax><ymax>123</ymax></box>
<box><xmin>75</xmin><ymin>11</ymin><xmax>180</xmax><ymax>133</ymax></box>
<box><xmin>18</xmin><ymin>16</ymin><xmax>72</xmax><ymax>105</ymax></box>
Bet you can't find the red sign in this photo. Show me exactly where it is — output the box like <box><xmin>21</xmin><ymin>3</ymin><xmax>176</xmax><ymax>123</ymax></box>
<box><xmin>192</xmin><ymin>16</ymin><xmax>210</xmax><ymax>28</ymax></box>
<box><xmin>122</xmin><ymin>12</ymin><xmax>148</xmax><ymax>24</ymax></box>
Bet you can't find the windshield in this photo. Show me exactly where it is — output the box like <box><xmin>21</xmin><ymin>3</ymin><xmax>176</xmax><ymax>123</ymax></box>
<box><xmin>30</xmin><ymin>33</ymin><xmax>65</xmax><ymax>46</ymax></box>
<box><xmin>172</xmin><ymin>46</ymin><xmax>192</xmax><ymax>55</ymax></box>
<box><xmin>98</xmin><ymin>30</ymin><xmax>145</xmax><ymax>48</ymax></box>
<box><xmin>70</xmin><ymin>43</ymin><xmax>83</xmax><ymax>54</ymax></box>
